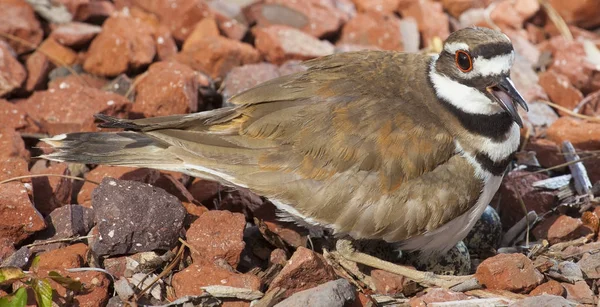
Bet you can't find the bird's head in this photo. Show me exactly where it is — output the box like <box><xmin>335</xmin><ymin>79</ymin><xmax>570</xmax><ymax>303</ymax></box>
<box><xmin>430</xmin><ymin>27</ymin><xmax>529</xmax><ymax>127</ymax></box>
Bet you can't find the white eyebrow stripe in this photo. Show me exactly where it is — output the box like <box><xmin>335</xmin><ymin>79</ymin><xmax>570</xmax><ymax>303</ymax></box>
<box><xmin>444</xmin><ymin>42</ymin><xmax>469</xmax><ymax>54</ymax></box>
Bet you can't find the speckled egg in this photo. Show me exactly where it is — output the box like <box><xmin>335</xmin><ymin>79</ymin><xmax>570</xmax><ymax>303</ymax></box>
<box><xmin>403</xmin><ymin>241</ymin><xmax>471</xmax><ymax>275</ymax></box>
<box><xmin>464</xmin><ymin>205</ymin><xmax>503</xmax><ymax>257</ymax></box>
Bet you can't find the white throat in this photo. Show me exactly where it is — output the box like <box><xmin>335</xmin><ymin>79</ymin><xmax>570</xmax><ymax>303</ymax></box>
<box><xmin>428</xmin><ymin>55</ymin><xmax>503</xmax><ymax>115</ymax></box>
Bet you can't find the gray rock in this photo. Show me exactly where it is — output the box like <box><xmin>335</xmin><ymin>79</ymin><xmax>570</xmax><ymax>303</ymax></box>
<box><xmin>275</xmin><ymin>278</ymin><xmax>355</xmax><ymax>307</ymax></box>
<box><xmin>577</xmin><ymin>252</ymin><xmax>600</xmax><ymax>279</ymax></box>
<box><xmin>89</xmin><ymin>178</ymin><xmax>186</xmax><ymax>256</ymax></box>
<box><xmin>1</xmin><ymin>246</ymin><xmax>31</xmax><ymax>268</ymax></box>
<box><xmin>509</xmin><ymin>294</ymin><xmax>578</xmax><ymax>307</ymax></box>
<box><xmin>44</xmin><ymin>204</ymin><xmax>95</xmax><ymax>239</ymax></box>
<box><xmin>558</xmin><ymin>261</ymin><xmax>584</xmax><ymax>282</ymax></box>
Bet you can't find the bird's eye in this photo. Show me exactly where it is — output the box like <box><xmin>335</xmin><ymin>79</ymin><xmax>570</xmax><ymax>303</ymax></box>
<box><xmin>455</xmin><ymin>50</ymin><xmax>473</xmax><ymax>73</ymax></box>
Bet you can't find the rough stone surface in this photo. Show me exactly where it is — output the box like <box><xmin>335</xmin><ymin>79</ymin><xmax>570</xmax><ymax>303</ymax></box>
<box><xmin>546</xmin><ymin>117</ymin><xmax>600</xmax><ymax>151</ymax></box>
<box><xmin>0</xmin><ymin>0</ymin><xmax>43</xmax><ymax>54</ymax></box>
<box><xmin>371</xmin><ymin>269</ymin><xmax>408</xmax><ymax>295</ymax></box>
<box><xmin>30</xmin><ymin>162</ymin><xmax>73</xmax><ymax>216</ymax></box>
<box><xmin>529</xmin><ymin>280</ymin><xmax>565</xmax><ymax>297</ymax></box>
<box><xmin>524</xmin><ymin>138</ymin><xmax>564</xmax><ymax>168</ymax></box>
<box><xmin>39</xmin><ymin>205</ymin><xmax>95</xmax><ymax>241</ymax></box>
<box><xmin>475</xmin><ymin>253</ymin><xmax>544</xmax><ymax>292</ymax></box>
<box><xmin>543</xmin><ymin>37</ymin><xmax>600</xmax><ymax>94</ymax></box>
<box><xmin>245</xmin><ymin>0</ymin><xmax>346</xmax><ymax>38</ymax></box>
<box><xmin>221</xmin><ymin>63</ymin><xmax>280</xmax><ymax>102</ymax></box>
<box><xmin>0</xmin><ymin>126</ymin><xmax>30</xmax><ymax>160</ymax></box>
<box><xmin>25</xmin><ymin>52</ymin><xmax>53</xmax><ymax>92</ymax></box>
<box><xmin>562</xmin><ymin>280</ymin><xmax>594</xmax><ymax>305</ymax></box>
<box><xmin>538</xmin><ymin>70</ymin><xmax>584</xmax><ymax>116</ymax></box>
<box><xmin>547</xmin><ymin>0</ymin><xmax>600</xmax><ymax>28</ymax></box>
<box><xmin>338</xmin><ymin>12</ymin><xmax>405</xmax><ymax>51</ymax></box>
<box><xmin>132</xmin><ymin>61</ymin><xmax>199</xmax><ymax>117</ymax></box>
<box><xmin>18</xmin><ymin>84</ymin><xmax>131</xmax><ymax>135</ymax></box>
<box><xmin>37</xmin><ymin>38</ymin><xmax>78</xmax><ymax>66</ymax></box>
<box><xmin>0</xmin><ymin>100</ymin><xmax>32</xmax><ymax>130</ymax></box>
<box><xmin>399</xmin><ymin>0</ymin><xmax>450</xmax><ymax>47</ymax></box>
<box><xmin>172</xmin><ymin>263</ymin><xmax>260</xmax><ymax>306</ymax></box>
<box><xmin>577</xmin><ymin>252</ymin><xmax>600</xmax><ymax>279</ymax></box>
<box><xmin>253</xmin><ymin>25</ymin><xmax>334</xmax><ymax>65</ymax></box>
<box><xmin>84</xmin><ymin>14</ymin><xmax>156</xmax><ymax>77</ymax></box>
<box><xmin>548</xmin><ymin>215</ymin><xmax>594</xmax><ymax>244</ymax></box>
<box><xmin>275</xmin><ymin>278</ymin><xmax>356</xmax><ymax>307</ymax></box>
<box><xmin>89</xmin><ymin>177</ymin><xmax>186</xmax><ymax>256</ymax></box>
<box><xmin>0</xmin><ymin>41</ymin><xmax>26</xmax><ymax>97</ymax></box>
<box><xmin>0</xmin><ymin>182</ymin><xmax>46</xmax><ymax>247</ymax></box>
<box><xmin>509</xmin><ymin>294</ymin><xmax>579</xmax><ymax>307</ymax></box>
<box><xmin>409</xmin><ymin>288</ymin><xmax>470</xmax><ymax>307</ymax></box>
<box><xmin>497</xmin><ymin>171</ymin><xmax>556</xmax><ymax>230</ymax></box>
<box><xmin>175</xmin><ymin>25</ymin><xmax>261</xmax><ymax>79</ymax></box>
<box><xmin>50</xmin><ymin>22</ymin><xmax>102</xmax><ymax>47</ymax></box>
<box><xmin>269</xmin><ymin>246</ymin><xmax>338</xmax><ymax>297</ymax></box>
<box><xmin>186</xmin><ymin>210</ymin><xmax>246</xmax><ymax>267</ymax></box>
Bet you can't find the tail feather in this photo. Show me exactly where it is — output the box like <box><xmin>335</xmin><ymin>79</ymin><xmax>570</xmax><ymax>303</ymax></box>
<box><xmin>41</xmin><ymin>132</ymin><xmax>181</xmax><ymax>167</ymax></box>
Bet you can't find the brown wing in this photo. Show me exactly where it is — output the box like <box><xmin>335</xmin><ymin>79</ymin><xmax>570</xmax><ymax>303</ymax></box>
<box><xmin>48</xmin><ymin>51</ymin><xmax>468</xmax><ymax>243</ymax></box>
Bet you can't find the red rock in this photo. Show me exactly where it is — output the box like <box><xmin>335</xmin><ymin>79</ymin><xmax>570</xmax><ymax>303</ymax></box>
<box><xmin>188</xmin><ymin>178</ymin><xmax>221</xmax><ymax>204</ymax></box>
<box><xmin>338</xmin><ymin>12</ymin><xmax>405</xmax><ymax>51</ymax></box>
<box><xmin>269</xmin><ymin>246</ymin><xmax>338</xmax><ymax>297</ymax></box>
<box><xmin>245</xmin><ymin>0</ymin><xmax>345</xmax><ymax>38</ymax></box>
<box><xmin>529</xmin><ymin>279</ymin><xmax>565</xmax><ymax>296</ymax></box>
<box><xmin>182</xmin><ymin>17</ymin><xmax>220</xmax><ymax>51</ymax></box>
<box><xmin>543</xmin><ymin>37</ymin><xmax>600</xmax><ymax>94</ymax></box>
<box><xmin>0</xmin><ymin>41</ymin><xmax>26</xmax><ymax>97</ymax></box>
<box><xmin>253</xmin><ymin>25</ymin><xmax>334</xmax><ymax>65</ymax></box>
<box><xmin>0</xmin><ymin>0</ymin><xmax>43</xmax><ymax>54</ymax></box>
<box><xmin>35</xmin><ymin>243</ymin><xmax>88</xmax><ymax>271</ymax></box>
<box><xmin>371</xmin><ymin>269</ymin><xmax>408</xmax><ymax>295</ymax></box>
<box><xmin>47</xmin><ymin>73</ymin><xmax>107</xmax><ymax>91</ymax></box>
<box><xmin>154</xmin><ymin>26</ymin><xmax>178</xmax><ymax>60</ymax></box>
<box><xmin>475</xmin><ymin>253</ymin><xmax>543</xmax><ymax>292</ymax></box>
<box><xmin>132</xmin><ymin>61</ymin><xmax>199</xmax><ymax>117</ymax></box>
<box><xmin>577</xmin><ymin>252</ymin><xmax>600</xmax><ymax>279</ymax></box>
<box><xmin>546</xmin><ymin>0</ymin><xmax>600</xmax><ymax>29</ymax></box>
<box><xmin>0</xmin><ymin>127</ymin><xmax>29</xmax><ymax>160</ymax></box>
<box><xmin>182</xmin><ymin>202</ymin><xmax>209</xmax><ymax>217</ymax></box>
<box><xmin>538</xmin><ymin>71</ymin><xmax>584</xmax><ymax>116</ymax></box>
<box><xmin>221</xmin><ymin>63</ymin><xmax>280</xmax><ymax>101</ymax></box>
<box><xmin>531</xmin><ymin>214</ymin><xmax>559</xmax><ymax>241</ymax></box>
<box><xmin>441</xmin><ymin>0</ymin><xmax>488</xmax><ymax>17</ymax></box>
<box><xmin>546</xmin><ymin>117</ymin><xmax>600</xmax><ymax>151</ymax></box>
<box><xmin>186</xmin><ymin>210</ymin><xmax>246</xmax><ymax>267</ymax></box>
<box><xmin>172</xmin><ymin>263</ymin><xmax>260</xmax><ymax>306</ymax></box>
<box><xmin>585</xmin><ymin>156</ymin><xmax>600</xmax><ymax>185</ymax></box>
<box><xmin>519</xmin><ymin>102</ymin><xmax>558</xmax><ymax>138</ymax></box>
<box><xmin>84</xmin><ymin>14</ymin><xmax>156</xmax><ymax>77</ymax></box>
<box><xmin>0</xmin><ymin>100</ymin><xmax>31</xmax><ymax>130</ymax></box>
<box><xmin>50</xmin><ymin>22</ymin><xmax>102</xmax><ymax>47</ymax></box>
<box><xmin>489</xmin><ymin>0</ymin><xmax>539</xmax><ymax>31</ymax></box>
<box><xmin>547</xmin><ymin>215</ymin><xmax>594</xmax><ymax>244</ymax></box>
<box><xmin>210</xmin><ymin>3</ymin><xmax>248</xmax><ymax>41</ymax></box>
<box><xmin>0</xmin><ymin>182</ymin><xmax>45</xmax><ymax>246</ymax></box>
<box><xmin>17</xmin><ymin>83</ymin><xmax>131</xmax><ymax>135</ymax></box>
<box><xmin>497</xmin><ymin>171</ymin><xmax>556</xmax><ymax>230</ymax></box>
<box><xmin>562</xmin><ymin>281</ymin><xmax>594</xmax><ymax>304</ymax></box>
<box><xmin>409</xmin><ymin>288</ymin><xmax>470</xmax><ymax>307</ymax></box>
<box><xmin>0</xmin><ymin>157</ymin><xmax>29</xmax><ymax>182</ymax></box>
<box><xmin>524</xmin><ymin>138</ymin><xmax>564</xmax><ymax>168</ymax></box>
<box><xmin>25</xmin><ymin>52</ymin><xmax>53</xmax><ymax>92</ymax></box>
<box><xmin>30</xmin><ymin>162</ymin><xmax>73</xmax><ymax>216</ymax></box>
<box><xmin>352</xmin><ymin>0</ymin><xmax>399</xmax><ymax>14</ymax></box>
<box><xmin>115</xmin><ymin>0</ymin><xmax>213</xmax><ymax>42</ymax></box>
<box><xmin>73</xmin><ymin>0</ymin><xmax>115</xmax><ymax>22</ymax></box>
<box><xmin>269</xmin><ymin>248</ymin><xmax>288</xmax><ymax>266</ymax></box>
<box><xmin>38</xmin><ymin>37</ymin><xmax>78</xmax><ymax>68</ymax></box>
<box><xmin>399</xmin><ymin>0</ymin><xmax>450</xmax><ymax>48</ymax></box>
<box><xmin>264</xmin><ymin>221</ymin><xmax>307</xmax><ymax>248</ymax></box>
<box><xmin>175</xmin><ymin>33</ymin><xmax>261</xmax><ymax>79</ymax></box>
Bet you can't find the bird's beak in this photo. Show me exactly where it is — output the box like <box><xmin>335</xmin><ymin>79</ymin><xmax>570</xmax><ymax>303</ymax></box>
<box><xmin>486</xmin><ymin>76</ymin><xmax>529</xmax><ymax>128</ymax></box>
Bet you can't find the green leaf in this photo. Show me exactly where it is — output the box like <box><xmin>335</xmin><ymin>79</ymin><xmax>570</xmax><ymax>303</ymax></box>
<box><xmin>0</xmin><ymin>287</ymin><xmax>27</xmax><ymax>307</ymax></box>
<box><xmin>0</xmin><ymin>267</ymin><xmax>26</xmax><ymax>285</ymax></box>
<box><xmin>30</xmin><ymin>255</ymin><xmax>41</xmax><ymax>272</ymax></box>
<box><xmin>31</xmin><ymin>278</ymin><xmax>53</xmax><ymax>307</ymax></box>
<box><xmin>48</xmin><ymin>271</ymin><xmax>83</xmax><ymax>292</ymax></box>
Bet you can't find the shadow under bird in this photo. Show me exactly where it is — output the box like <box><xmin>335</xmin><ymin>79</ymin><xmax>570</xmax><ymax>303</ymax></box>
<box><xmin>42</xmin><ymin>26</ymin><xmax>529</xmax><ymax>287</ymax></box>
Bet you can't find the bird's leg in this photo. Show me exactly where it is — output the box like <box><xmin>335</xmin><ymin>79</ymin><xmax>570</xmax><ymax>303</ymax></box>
<box><xmin>335</xmin><ymin>238</ymin><xmax>477</xmax><ymax>289</ymax></box>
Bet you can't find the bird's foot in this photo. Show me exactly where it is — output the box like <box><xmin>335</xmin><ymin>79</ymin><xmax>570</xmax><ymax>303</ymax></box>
<box><xmin>335</xmin><ymin>238</ymin><xmax>478</xmax><ymax>290</ymax></box>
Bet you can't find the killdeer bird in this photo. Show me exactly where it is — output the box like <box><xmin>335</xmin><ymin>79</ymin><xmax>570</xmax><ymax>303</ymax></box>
<box><xmin>43</xmin><ymin>27</ymin><xmax>528</xmax><ymax>287</ymax></box>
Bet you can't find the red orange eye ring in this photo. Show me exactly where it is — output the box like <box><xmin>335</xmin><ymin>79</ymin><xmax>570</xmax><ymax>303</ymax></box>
<box><xmin>455</xmin><ymin>50</ymin><xmax>473</xmax><ymax>73</ymax></box>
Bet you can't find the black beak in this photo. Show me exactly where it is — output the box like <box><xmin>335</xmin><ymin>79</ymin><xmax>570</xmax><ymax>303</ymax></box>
<box><xmin>487</xmin><ymin>76</ymin><xmax>529</xmax><ymax>128</ymax></box>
